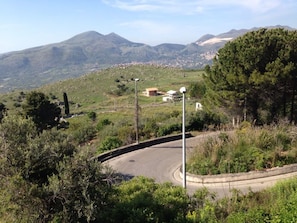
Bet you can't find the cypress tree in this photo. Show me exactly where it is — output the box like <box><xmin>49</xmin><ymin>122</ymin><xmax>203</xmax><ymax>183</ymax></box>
<box><xmin>63</xmin><ymin>92</ymin><xmax>70</xmax><ymax>116</ymax></box>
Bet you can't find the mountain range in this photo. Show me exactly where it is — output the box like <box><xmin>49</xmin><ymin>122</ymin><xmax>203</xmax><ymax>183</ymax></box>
<box><xmin>0</xmin><ymin>25</ymin><xmax>294</xmax><ymax>93</ymax></box>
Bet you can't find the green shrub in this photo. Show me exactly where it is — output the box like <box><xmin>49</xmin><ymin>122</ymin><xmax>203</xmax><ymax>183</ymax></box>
<box><xmin>117</xmin><ymin>125</ymin><xmax>135</xmax><ymax>145</ymax></box>
<box><xmin>110</xmin><ymin>176</ymin><xmax>189</xmax><ymax>223</ymax></box>
<box><xmin>227</xmin><ymin>208</ymin><xmax>270</xmax><ymax>222</ymax></box>
<box><xmin>88</xmin><ymin>111</ymin><xmax>97</xmax><ymax>121</ymax></box>
<box><xmin>73</xmin><ymin>125</ymin><xmax>97</xmax><ymax>145</ymax></box>
<box><xmin>276</xmin><ymin>131</ymin><xmax>292</xmax><ymax>151</ymax></box>
<box><xmin>46</xmin><ymin>151</ymin><xmax>115</xmax><ymax>222</ymax></box>
<box><xmin>186</xmin><ymin>111</ymin><xmax>227</xmax><ymax>131</ymax></box>
<box><xmin>142</xmin><ymin>118</ymin><xmax>159</xmax><ymax>139</ymax></box>
<box><xmin>186</xmin><ymin>112</ymin><xmax>205</xmax><ymax>131</ymax></box>
<box><xmin>257</xmin><ymin>130</ymin><xmax>274</xmax><ymax>150</ymax></box>
<box><xmin>239</xmin><ymin>121</ymin><xmax>251</xmax><ymax>130</ymax></box>
<box><xmin>98</xmin><ymin>136</ymin><xmax>122</xmax><ymax>153</ymax></box>
<box><xmin>97</xmin><ymin>118</ymin><xmax>112</xmax><ymax>131</ymax></box>
<box><xmin>157</xmin><ymin>123</ymin><xmax>180</xmax><ymax>137</ymax></box>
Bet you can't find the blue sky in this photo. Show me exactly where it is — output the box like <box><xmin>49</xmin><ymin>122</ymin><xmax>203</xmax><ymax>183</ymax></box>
<box><xmin>0</xmin><ymin>0</ymin><xmax>296</xmax><ymax>53</ymax></box>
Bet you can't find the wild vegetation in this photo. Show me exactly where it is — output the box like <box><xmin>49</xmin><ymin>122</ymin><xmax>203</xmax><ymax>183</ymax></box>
<box><xmin>1</xmin><ymin>28</ymin><xmax>297</xmax><ymax>221</ymax></box>
<box><xmin>186</xmin><ymin>28</ymin><xmax>297</xmax><ymax>176</ymax></box>
<box><xmin>0</xmin><ymin>65</ymin><xmax>209</xmax><ymax>150</ymax></box>
<box><xmin>1</xmin><ymin>113</ymin><xmax>297</xmax><ymax>222</ymax></box>
<box><xmin>1</xmin><ymin>114</ymin><xmax>297</xmax><ymax>222</ymax></box>
<box><xmin>188</xmin><ymin>122</ymin><xmax>297</xmax><ymax>175</ymax></box>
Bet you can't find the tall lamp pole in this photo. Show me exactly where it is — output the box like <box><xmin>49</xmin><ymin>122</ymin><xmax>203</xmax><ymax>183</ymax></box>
<box><xmin>180</xmin><ymin>87</ymin><xmax>187</xmax><ymax>189</ymax></box>
<box><xmin>134</xmin><ymin>78</ymin><xmax>140</xmax><ymax>144</ymax></box>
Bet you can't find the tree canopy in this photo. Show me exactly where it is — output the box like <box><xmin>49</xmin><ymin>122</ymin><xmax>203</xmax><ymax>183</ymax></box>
<box><xmin>204</xmin><ymin>28</ymin><xmax>297</xmax><ymax>124</ymax></box>
<box><xmin>22</xmin><ymin>91</ymin><xmax>61</xmax><ymax>131</ymax></box>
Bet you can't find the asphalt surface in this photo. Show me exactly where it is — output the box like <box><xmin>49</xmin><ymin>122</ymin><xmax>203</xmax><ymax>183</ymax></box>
<box><xmin>105</xmin><ymin>133</ymin><xmax>297</xmax><ymax>198</ymax></box>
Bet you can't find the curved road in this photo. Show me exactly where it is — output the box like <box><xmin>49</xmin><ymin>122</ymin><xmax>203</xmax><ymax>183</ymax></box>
<box><xmin>106</xmin><ymin>133</ymin><xmax>297</xmax><ymax>198</ymax></box>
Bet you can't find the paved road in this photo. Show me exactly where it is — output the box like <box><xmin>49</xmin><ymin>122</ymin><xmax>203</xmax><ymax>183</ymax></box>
<box><xmin>105</xmin><ymin>133</ymin><xmax>297</xmax><ymax>198</ymax></box>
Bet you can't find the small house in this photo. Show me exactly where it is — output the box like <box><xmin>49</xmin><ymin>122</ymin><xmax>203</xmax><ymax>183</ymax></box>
<box><xmin>145</xmin><ymin>88</ymin><xmax>158</xmax><ymax>97</ymax></box>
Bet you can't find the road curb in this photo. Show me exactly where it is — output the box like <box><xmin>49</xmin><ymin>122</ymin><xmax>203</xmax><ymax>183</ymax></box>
<box><xmin>93</xmin><ymin>132</ymin><xmax>193</xmax><ymax>162</ymax></box>
<box><xmin>180</xmin><ymin>164</ymin><xmax>297</xmax><ymax>184</ymax></box>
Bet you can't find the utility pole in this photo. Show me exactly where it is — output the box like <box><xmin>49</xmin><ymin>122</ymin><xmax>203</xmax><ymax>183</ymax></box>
<box><xmin>134</xmin><ymin>78</ymin><xmax>140</xmax><ymax>144</ymax></box>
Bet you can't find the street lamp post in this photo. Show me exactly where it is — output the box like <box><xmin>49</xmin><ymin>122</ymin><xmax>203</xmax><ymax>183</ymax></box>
<box><xmin>135</xmin><ymin>78</ymin><xmax>140</xmax><ymax>144</ymax></box>
<box><xmin>180</xmin><ymin>87</ymin><xmax>186</xmax><ymax>189</ymax></box>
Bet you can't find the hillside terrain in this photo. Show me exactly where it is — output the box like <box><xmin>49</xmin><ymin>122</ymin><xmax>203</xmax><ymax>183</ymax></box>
<box><xmin>0</xmin><ymin>25</ymin><xmax>293</xmax><ymax>93</ymax></box>
<box><xmin>0</xmin><ymin>64</ymin><xmax>203</xmax><ymax>151</ymax></box>
<box><xmin>1</xmin><ymin>28</ymin><xmax>297</xmax><ymax>222</ymax></box>
<box><xmin>0</xmin><ymin>64</ymin><xmax>203</xmax><ymax>116</ymax></box>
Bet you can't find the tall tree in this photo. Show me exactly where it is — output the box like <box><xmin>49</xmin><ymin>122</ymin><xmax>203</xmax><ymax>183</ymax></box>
<box><xmin>0</xmin><ymin>102</ymin><xmax>6</xmax><ymax>122</ymax></box>
<box><xmin>22</xmin><ymin>91</ymin><xmax>61</xmax><ymax>131</ymax></box>
<box><xmin>63</xmin><ymin>92</ymin><xmax>70</xmax><ymax>116</ymax></box>
<box><xmin>204</xmin><ymin>28</ymin><xmax>297</xmax><ymax>124</ymax></box>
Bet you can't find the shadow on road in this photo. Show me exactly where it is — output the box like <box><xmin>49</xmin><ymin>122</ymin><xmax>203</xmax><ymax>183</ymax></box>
<box><xmin>114</xmin><ymin>173</ymin><xmax>135</xmax><ymax>183</ymax></box>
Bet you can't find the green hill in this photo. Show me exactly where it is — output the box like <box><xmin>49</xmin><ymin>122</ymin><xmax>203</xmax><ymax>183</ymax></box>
<box><xmin>1</xmin><ymin>64</ymin><xmax>203</xmax><ymax>117</ymax></box>
<box><xmin>0</xmin><ymin>64</ymin><xmax>204</xmax><ymax>150</ymax></box>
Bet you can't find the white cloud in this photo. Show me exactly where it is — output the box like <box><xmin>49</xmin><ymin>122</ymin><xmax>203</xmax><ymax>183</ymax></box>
<box><xmin>106</xmin><ymin>0</ymin><xmax>160</xmax><ymax>11</ymax></box>
<box><xmin>102</xmin><ymin>0</ymin><xmax>283</xmax><ymax>14</ymax></box>
<box><xmin>102</xmin><ymin>0</ymin><xmax>205</xmax><ymax>14</ymax></box>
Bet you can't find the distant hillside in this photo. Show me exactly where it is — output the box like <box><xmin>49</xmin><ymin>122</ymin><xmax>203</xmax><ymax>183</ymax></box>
<box><xmin>0</xmin><ymin>26</ymin><xmax>294</xmax><ymax>93</ymax></box>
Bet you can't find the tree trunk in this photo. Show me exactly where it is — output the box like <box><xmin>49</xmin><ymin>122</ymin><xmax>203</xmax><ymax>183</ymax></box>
<box><xmin>290</xmin><ymin>77</ymin><xmax>297</xmax><ymax>123</ymax></box>
<box><xmin>283</xmin><ymin>83</ymin><xmax>287</xmax><ymax>117</ymax></box>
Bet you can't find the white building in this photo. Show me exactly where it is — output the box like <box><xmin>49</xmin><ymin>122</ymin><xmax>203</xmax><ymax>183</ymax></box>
<box><xmin>195</xmin><ymin>102</ymin><xmax>203</xmax><ymax>111</ymax></box>
<box><xmin>162</xmin><ymin>90</ymin><xmax>180</xmax><ymax>102</ymax></box>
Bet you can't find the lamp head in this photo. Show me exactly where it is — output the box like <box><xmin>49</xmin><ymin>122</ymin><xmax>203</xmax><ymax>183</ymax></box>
<box><xmin>134</xmin><ymin>78</ymin><xmax>140</xmax><ymax>82</ymax></box>
<box><xmin>180</xmin><ymin>87</ymin><xmax>186</xmax><ymax>93</ymax></box>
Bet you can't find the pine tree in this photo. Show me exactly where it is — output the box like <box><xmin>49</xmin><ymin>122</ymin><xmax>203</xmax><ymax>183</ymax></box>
<box><xmin>22</xmin><ymin>91</ymin><xmax>61</xmax><ymax>131</ymax></box>
<box><xmin>204</xmin><ymin>28</ymin><xmax>297</xmax><ymax>124</ymax></box>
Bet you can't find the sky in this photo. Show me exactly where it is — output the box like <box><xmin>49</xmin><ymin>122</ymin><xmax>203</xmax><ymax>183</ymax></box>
<box><xmin>0</xmin><ymin>0</ymin><xmax>297</xmax><ymax>54</ymax></box>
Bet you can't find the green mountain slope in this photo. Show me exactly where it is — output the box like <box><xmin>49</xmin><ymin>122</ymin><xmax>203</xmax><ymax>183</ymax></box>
<box><xmin>0</xmin><ymin>26</ymin><xmax>293</xmax><ymax>93</ymax></box>
<box><xmin>0</xmin><ymin>64</ymin><xmax>204</xmax><ymax>116</ymax></box>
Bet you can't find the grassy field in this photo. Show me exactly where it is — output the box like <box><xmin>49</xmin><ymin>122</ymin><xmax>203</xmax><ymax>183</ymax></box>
<box><xmin>0</xmin><ymin>64</ymin><xmax>203</xmax><ymax>117</ymax></box>
<box><xmin>0</xmin><ymin>65</ymin><xmax>204</xmax><ymax>151</ymax></box>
